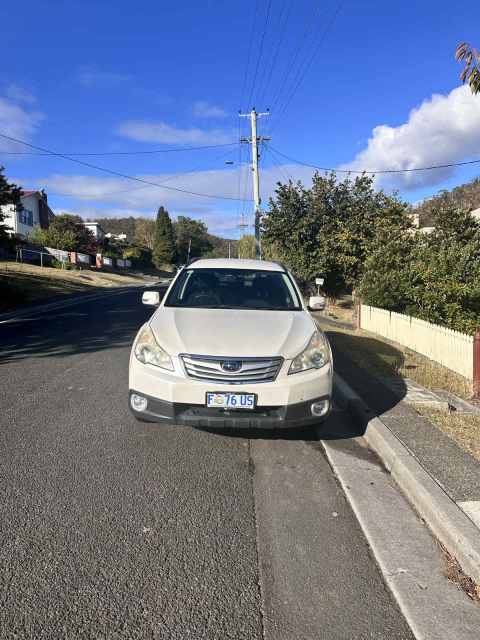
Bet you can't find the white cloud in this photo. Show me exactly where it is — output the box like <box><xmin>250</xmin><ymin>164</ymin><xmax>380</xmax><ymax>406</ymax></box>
<box><xmin>193</xmin><ymin>101</ymin><xmax>228</xmax><ymax>118</ymax></box>
<box><xmin>0</xmin><ymin>96</ymin><xmax>44</xmax><ymax>151</ymax></box>
<box><xmin>29</xmin><ymin>163</ymin><xmax>312</xmax><ymax>208</ymax></box>
<box><xmin>342</xmin><ymin>85</ymin><xmax>480</xmax><ymax>190</ymax></box>
<box><xmin>77</xmin><ymin>66</ymin><xmax>132</xmax><ymax>88</ymax></box>
<box><xmin>5</xmin><ymin>84</ymin><xmax>36</xmax><ymax>104</ymax></box>
<box><xmin>22</xmin><ymin>162</ymin><xmax>314</xmax><ymax>234</ymax></box>
<box><xmin>116</xmin><ymin>120</ymin><xmax>235</xmax><ymax>145</ymax></box>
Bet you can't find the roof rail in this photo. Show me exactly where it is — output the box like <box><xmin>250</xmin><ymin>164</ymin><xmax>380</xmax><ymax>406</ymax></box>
<box><xmin>271</xmin><ymin>260</ymin><xmax>288</xmax><ymax>272</ymax></box>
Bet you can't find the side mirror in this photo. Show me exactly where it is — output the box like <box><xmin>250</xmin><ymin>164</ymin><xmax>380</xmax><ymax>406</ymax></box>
<box><xmin>308</xmin><ymin>295</ymin><xmax>326</xmax><ymax>311</ymax></box>
<box><xmin>142</xmin><ymin>291</ymin><xmax>160</xmax><ymax>306</ymax></box>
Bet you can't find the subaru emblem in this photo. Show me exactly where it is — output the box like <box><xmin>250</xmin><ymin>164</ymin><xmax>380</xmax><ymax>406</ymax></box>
<box><xmin>221</xmin><ymin>360</ymin><xmax>242</xmax><ymax>373</ymax></box>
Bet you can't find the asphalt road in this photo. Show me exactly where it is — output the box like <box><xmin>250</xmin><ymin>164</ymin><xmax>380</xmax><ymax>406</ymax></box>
<box><xmin>0</xmin><ymin>289</ymin><xmax>413</xmax><ymax>639</ymax></box>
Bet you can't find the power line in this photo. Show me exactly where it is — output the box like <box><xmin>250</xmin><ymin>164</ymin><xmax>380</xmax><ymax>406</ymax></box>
<box><xmin>247</xmin><ymin>0</ymin><xmax>273</xmax><ymax>107</ymax></box>
<box><xmin>239</xmin><ymin>0</ymin><xmax>259</xmax><ymax>110</ymax></box>
<box><xmin>0</xmin><ymin>132</ymin><xmax>251</xmax><ymax>202</ymax></box>
<box><xmin>0</xmin><ymin>142</ymin><xmax>237</xmax><ymax>156</ymax></box>
<box><xmin>267</xmin><ymin>143</ymin><xmax>480</xmax><ymax>174</ymax></box>
<box><xmin>270</xmin><ymin>3</ymin><xmax>342</xmax><ymax>134</ymax></box>
<box><xmin>267</xmin><ymin>0</ymin><xmax>322</xmax><ymax>123</ymax></box>
<box><xmin>40</xmin><ymin>147</ymin><xmax>238</xmax><ymax>201</ymax></box>
<box><xmin>256</xmin><ymin>0</ymin><xmax>293</xmax><ymax>108</ymax></box>
<box><xmin>265</xmin><ymin>144</ymin><xmax>294</xmax><ymax>183</ymax></box>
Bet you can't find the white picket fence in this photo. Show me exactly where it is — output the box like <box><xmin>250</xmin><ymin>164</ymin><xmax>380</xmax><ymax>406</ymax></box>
<box><xmin>360</xmin><ymin>305</ymin><xmax>474</xmax><ymax>379</ymax></box>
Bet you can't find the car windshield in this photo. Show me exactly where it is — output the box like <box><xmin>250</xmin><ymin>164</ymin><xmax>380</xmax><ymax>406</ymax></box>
<box><xmin>165</xmin><ymin>268</ymin><xmax>302</xmax><ymax>310</ymax></box>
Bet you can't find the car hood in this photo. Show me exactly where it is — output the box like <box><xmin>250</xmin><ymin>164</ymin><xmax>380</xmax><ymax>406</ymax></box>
<box><xmin>149</xmin><ymin>307</ymin><xmax>316</xmax><ymax>359</ymax></box>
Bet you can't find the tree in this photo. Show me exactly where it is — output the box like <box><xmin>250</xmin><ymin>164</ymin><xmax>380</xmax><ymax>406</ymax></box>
<box><xmin>456</xmin><ymin>42</ymin><xmax>480</xmax><ymax>94</ymax></box>
<box><xmin>0</xmin><ymin>167</ymin><xmax>23</xmax><ymax>245</ymax></box>
<box><xmin>28</xmin><ymin>213</ymin><xmax>96</xmax><ymax>252</ymax></box>
<box><xmin>134</xmin><ymin>217</ymin><xmax>156</xmax><ymax>249</ymax></box>
<box><xmin>123</xmin><ymin>245</ymin><xmax>152</xmax><ymax>268</ymax></box>
<box><xmin>360</xmin><ymin>205</ymin><xmax>480</xmax><ymax>334</ymax></box>
<box><xmin>238</xmin><ymin>235</ymin><xmax>256</xmax><ymax>259</ymax></box>
<box><xmin>262</xmin><ymin>173</ymin><xmax>410</xmax><ymax>298</ymax></box>
<box><xmin>173</xmin><ymin>216</ymin><xmax>212</xmax><ymax>263</ymax></box>
<box><xmin>359</xmin><ymin>223</ymin><xmax>420</xmax><ymax>312</ymax></box>
<box><xmin>203</xmin><ymin>233</ymin><xmax>237</xmax><ymax>258</ymax></box>
<box><xmin>152</xmin><ymin>206</ymin><xmax>175</xmax><ymax>268</ymax></box>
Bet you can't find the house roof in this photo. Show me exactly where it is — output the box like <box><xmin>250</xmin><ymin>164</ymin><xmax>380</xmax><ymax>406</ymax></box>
<box><xmin>21</xmin><ymin>190</ymin><xmax>41</xmax><ymax>197</ymax></box>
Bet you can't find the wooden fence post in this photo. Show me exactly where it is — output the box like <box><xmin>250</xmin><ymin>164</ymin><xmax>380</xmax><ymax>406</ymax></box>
<box><xmin>356</xmin><ymin>298</ymin><xmax>362</xmax><ymax>330</ymax></box>
<box><xmin>473</xmin><ymin>329</ymin><xmax>480</xmax><ymax>398</ymax></box>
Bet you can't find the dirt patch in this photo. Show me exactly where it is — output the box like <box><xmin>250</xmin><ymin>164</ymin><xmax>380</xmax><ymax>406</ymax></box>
<box><xmin>440</xmin><ymin>541</ymin><xmax>480</xmax><ymax>603</ymax></box>
<box><xmin>418</xmin><ymin>409</ymin><xmax>480</xmax><ymax>462</ymax></box>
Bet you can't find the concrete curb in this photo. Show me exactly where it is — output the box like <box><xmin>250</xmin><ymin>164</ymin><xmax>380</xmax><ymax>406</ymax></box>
<box><xmin>334</xmin><ymin>372</ymin><xmax>480</xmax><ymax>585</ymax></box>
<box><xmin>0</xmin><ymin>283</ymin><xmax>154</xmax><ymax>324</ymax></box>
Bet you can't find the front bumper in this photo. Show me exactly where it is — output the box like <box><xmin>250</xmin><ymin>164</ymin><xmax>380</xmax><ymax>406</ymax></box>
<box><xmin>129</xmin><ymin>390</ymin><xmax>331</xmax><ymax>429</ymax></box>
<box><xmin>129</xmin><ymin>353</ymin><xmax>332</xmax><ymax>407</ymax></box>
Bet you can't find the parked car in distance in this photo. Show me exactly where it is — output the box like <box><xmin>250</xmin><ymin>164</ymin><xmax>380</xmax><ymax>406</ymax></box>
<box><xmin>129</xmin><ymin>258</ymin><xmax>333</xmax><ymax>429</ymax></box>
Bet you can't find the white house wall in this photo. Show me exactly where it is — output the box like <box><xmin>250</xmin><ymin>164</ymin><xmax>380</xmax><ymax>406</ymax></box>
<box><xmin>1</xmin><ymin>204</ymin><xmax>16</xmax><ymax>235</ymax></box>
<box><xmin>1</xmin><ymin>195</ymin><xmax>41</xmax><ymax>239</ymax></box>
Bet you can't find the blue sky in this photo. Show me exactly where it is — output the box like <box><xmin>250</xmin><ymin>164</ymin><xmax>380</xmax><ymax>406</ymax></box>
<box><xmin>1</xmin><ymin>0</ymin><xmax>480</xmax><ymax>237</ymax></box>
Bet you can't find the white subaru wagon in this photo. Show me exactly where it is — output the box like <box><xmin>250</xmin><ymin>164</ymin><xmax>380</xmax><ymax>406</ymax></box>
<box><xmin>129</xmin><ymin>258</ymin><xmax>332</xmax><ymax>429</ymax></box>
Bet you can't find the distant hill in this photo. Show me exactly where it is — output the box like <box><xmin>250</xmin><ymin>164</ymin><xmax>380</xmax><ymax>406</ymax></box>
<box><xmin>86</xmin><ymin>216</ymin><xmax>137</xmax><ymax>240</ymax></box>
<box><xmin>204</xmin><ymin>233</ymin><xmax>238</xmax><ymax>258</ymax></box>
<box><xmin>85</xmin><ymin>215</ymin><xmax>237</xmax><ymax>258</ymax></box>
<box><xmin>414</xmin><ymin>176</ymin><xmax>480</xmax><ymax>226</ymax></box>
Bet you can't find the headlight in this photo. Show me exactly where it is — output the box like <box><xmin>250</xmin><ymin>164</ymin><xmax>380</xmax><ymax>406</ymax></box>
<box><xmin>134</xmin><ymin>324</ymin><xmax>174</xmax><ymax>371</ymax></box>
<box><xmin>289</xmin><ymin>330</ymin><xmax>330</xmax><ymax>374</ymax></box>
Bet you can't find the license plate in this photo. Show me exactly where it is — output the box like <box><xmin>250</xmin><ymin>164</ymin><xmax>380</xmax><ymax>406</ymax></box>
<box><xmin>206</xmin><ymin>392</ymin><xmax>256</xmax><ymax>410</ymax></box>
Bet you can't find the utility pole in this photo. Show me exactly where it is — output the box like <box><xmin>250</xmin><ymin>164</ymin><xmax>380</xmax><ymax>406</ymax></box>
<box><xmin>187</xmin><ymin>237</ymin><xmax>191</xmax><ymax>263</ymax></box>
<box><xmin>228</xmin><ymin>241</ymin><xmax>231</xmax><ymax>259</ymax></box>
<box><xmin>240</xmin><ymin>109</ymin><xmax>270</xmax><ymax>259</ymax></box>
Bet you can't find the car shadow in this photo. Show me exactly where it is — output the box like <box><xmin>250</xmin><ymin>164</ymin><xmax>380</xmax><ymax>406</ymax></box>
<box><xmin>325</xmin><ymin>328</ymin><xmax>408</xmax><ymax>417</ymax></box>
<box><xmin>0</xmin><ymin>286</ymin><xmax>167</xmax><ymax>365</ymax></box>
<box><xmin>198</xmin><ymin>407</ymin><xmax>366</xmax><ymax>442</ymax></box>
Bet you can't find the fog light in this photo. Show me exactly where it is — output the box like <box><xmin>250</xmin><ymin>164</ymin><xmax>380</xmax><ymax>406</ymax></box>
<box><xmin>131</xmin><ymin>394</ymin><xmax>148</xmax><ymax>412</ymax></box>
<box><xmin>311</xmin><ymin>400</ymin><xmax>329</xmax><ymax>417</ymax></box>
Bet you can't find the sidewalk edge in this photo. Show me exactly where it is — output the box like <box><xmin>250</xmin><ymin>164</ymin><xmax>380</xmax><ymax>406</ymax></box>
<box><xmin>334</xmin><ymin>372</ymin><xmax>480</xmax><ymax>584</ymax></box>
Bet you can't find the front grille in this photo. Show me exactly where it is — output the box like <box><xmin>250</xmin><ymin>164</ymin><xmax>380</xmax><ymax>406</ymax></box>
<box><xmin>181</xmin><ymin>354</ymin><xmax>283</xmax><ymax>384</ymax></box>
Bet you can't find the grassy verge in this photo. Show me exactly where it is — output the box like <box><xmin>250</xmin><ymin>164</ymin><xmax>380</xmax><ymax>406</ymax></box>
<box><xmin>317</xmin><ymin>318</ymin><xmax>480</xmax><ymax>462</ymax></box>
<box><xmin>0</xmin><ymin>261</ymin><xmax>159</xmax><ymax>312</ymax></box>
<box><xmin>424</xmin><ymin>410</ymin><xmax>480</xmax><ymax>462</ymax></box>
<box><xmin>324</xmin><ymin>295</ymin><xmax>355</xmax><ymax>325</ymax></box>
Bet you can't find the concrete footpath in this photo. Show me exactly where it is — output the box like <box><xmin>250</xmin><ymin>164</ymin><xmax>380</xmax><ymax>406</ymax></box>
<box><xmin>317</xmin><ymin>317</ymin><xmax>480</xmax><ymax>588</ymax></box>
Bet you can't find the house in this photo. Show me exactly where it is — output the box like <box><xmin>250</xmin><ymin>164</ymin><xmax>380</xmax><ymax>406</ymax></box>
<box><xmin>82</xmin><ymin>221</ymin><xmax>106</xmax><ymax>241</ymax></box>
<box><xmin>105</xmin><ymin>232</ymin><xmax>128</xmax><ymax>242</ymax></box>
<box><xmin>1</xmin><ymin>190</ymin><xmax>54</xmax><ymax>240</ymax></box>
<box><xmin>407</xmin><ymin>212</ymin><xmax>420</xmax><ymax>228</ymax></box>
